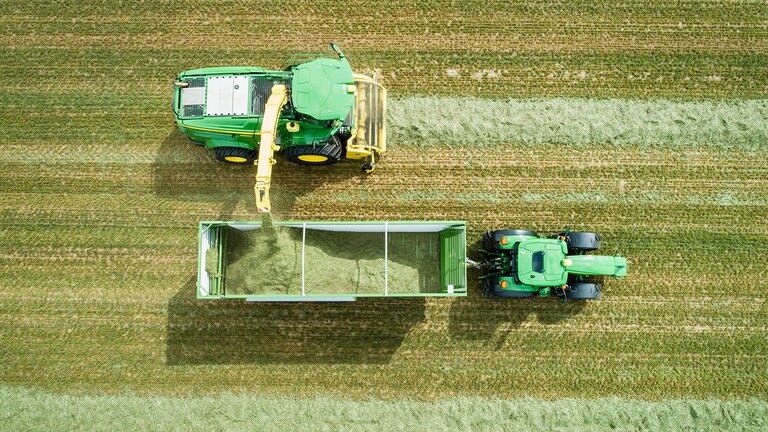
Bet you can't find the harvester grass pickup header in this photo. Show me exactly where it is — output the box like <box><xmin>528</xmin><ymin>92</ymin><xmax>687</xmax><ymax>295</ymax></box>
<box><xmin>172</xmin><ymin>44</ymin><xmax>386</xmax><ymax>212</ymax></box>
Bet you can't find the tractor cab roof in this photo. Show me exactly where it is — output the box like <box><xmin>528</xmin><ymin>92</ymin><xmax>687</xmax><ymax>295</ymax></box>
<box><xmin>291</xmin><ymin>57</ymin><xmax>355</xmax><ymax>121</ymax></box>
<box><xmin>516</xmin><ymin>239</ymin><xmax>569</xmax><ymax>287</ymax></box>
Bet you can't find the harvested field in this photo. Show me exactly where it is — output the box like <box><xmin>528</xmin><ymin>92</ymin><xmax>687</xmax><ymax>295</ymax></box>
<box><xmin>1</xmin><ymin>0</ymin><xmax>767</xmax><ymax>427</ymax></box>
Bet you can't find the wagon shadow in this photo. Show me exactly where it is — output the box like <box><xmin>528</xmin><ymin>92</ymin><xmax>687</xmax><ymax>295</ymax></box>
<box><xmin>166</xmin><ymin>277</ymin><xmax>426</xmax><ymax>365</ymax></box>
<box><xmin>152</xmin><ymin>128</ymin><xmax>369</xmax><ymax>219</ymax></box>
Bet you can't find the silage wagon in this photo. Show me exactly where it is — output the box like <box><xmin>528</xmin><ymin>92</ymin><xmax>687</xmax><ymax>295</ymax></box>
<box><xmin>198</xmin><ymin>221</ymin><xmax>467</xmax><ymax>301</ymax></box>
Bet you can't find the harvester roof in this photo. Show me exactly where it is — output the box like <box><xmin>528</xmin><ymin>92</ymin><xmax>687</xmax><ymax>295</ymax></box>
<box><xmin>291</xmin><ymin>58</ymin><xmax>355</xmax><ymax>121</ymax></box>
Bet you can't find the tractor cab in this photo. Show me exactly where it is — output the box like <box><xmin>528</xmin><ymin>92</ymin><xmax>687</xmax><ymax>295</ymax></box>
<box><xmin>290</xmin><ymin>58</ymin><xmax>355</xmax><ymax>122</ymax></box>
<box><xmin>516</xmin><ymin>239</ymin><xmax>569</xmax><ymax>287</ymax></box>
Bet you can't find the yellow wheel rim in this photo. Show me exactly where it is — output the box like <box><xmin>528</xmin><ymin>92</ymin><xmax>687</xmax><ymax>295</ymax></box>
<box><xmin>297</xmin><ymin>154</ymin><xmax>328</xmax><ymax>163</ymax></box>
<box><xmin>224</xmin><ymin>156</ymin><xmax>247</xmax><ymax>163</ymax></box>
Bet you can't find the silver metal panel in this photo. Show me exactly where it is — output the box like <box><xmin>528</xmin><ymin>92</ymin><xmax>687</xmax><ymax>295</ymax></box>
<box><xmin>181</xmin><ymin>87</ymin><xmax>205</xmax><ymax>106</ymax></box>
<box><xmin>205</xmin><ymin>77</ymin><xmax>221</xmax><ymax>115</ymax></box>
<box><xmin>232</xmin><ymin>76</ymin><xmax>249</xmax><ymax>115</ymax></box>
<box><xmin>245</xmin><ymin>296</ymin><xmax>357</xmax><ymax>302</ymax></box>
<box><xmin>205</xmin><ymin>76</ymin><xmax>249</xmax><ymax>116</ymax></box>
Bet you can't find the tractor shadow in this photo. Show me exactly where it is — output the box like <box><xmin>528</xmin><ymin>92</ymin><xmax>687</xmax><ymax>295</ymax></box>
<box><xmin>166</xmin><ymin>276</ymin><xmax>426</xmax><ymax>365</ymax></box>
<box><xmin>448</xmin><ymin>236</ymin><xmax>586</xmax><ymax>348</ymax></box>
<box><xmin>152</xmin><ymin>128</ymin><xmax>372</xmax><ymax>220</ymax></box>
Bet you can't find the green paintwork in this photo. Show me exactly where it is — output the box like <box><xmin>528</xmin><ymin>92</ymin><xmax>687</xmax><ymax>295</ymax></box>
<box><xmin>496</xmin><ymin>276</ymin><xmax>540</xmax><ymax>293</ymax></box>
<box><xmin>516</xmin><ymin>238</ymin><xmax>569</xmax><ymax>287</ymax></box>
<box><xmin>496</xmin><ymin>234</ymin><xmax>538</xmax><ymax>250</ymax></box>
<box><xmin>291</xmin><ymin>58</ymin><xmax>355</xmax><ymax>121</ymax></box>
<box><xmin>440</xmin><ymin>228</ymin><xmax>468</xmax><ymax>293</ymax></box>
<box><xmin>172</xmin><ymin>47</ymin><xmax>356</xmax><ymax>154</ymax></box>
<box><xmin>568</xmin><ymin>254</ymin><xmax>628</xmax><ymax>278</ymax></box>
<box><xmin>197</xmin><ymin>221</ymin><xmax>467</xmax><ymax>301</ymax></box>
<box><xmin>485</xmin><ymin>233</ymin><xmax>627</xmax><ymax>297</ymax></box>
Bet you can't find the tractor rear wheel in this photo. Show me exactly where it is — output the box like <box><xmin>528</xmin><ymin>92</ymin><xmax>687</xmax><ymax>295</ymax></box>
<box><xmin>483</xmin><ymin>229</ymin><xmax>538</xmax><ymax>250</ymax></box>
<box><xmin>285</xmin><ymin>137</ymin><xmax>342</xmax><ymax>166</ymax></box>
<box><xmin>561</xmin><ymin>231</ymin><xmax>601</xmax><ymax>253</ymax></box>
<box><xmin>565</xmin><ymin>282</ymin><xmax>602</xmax><ymax>300</ymax></box>
<box><xmin>214</xmin><ymin>147</ymin><xmax>257</xmax><ymax>164</ymax></box>
<box><xmin>483</xmin><ymin>277</ymin><xmax>535</xmax><ymax>298</ymax></box>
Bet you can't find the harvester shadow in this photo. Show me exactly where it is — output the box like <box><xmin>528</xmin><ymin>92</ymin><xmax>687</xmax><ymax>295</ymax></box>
<box><xmin>152</xmin><ymin>128</ymin><xmax>257</xmax><ymax>218</ymax></box>
<box><xmin>448</xmin><ymin>238</ymin><xmax>586</xmax><ymax>347</ymax></box>
<box><xmin>166</xmin><ymin>277</ymin><xmax>426</xmax><ymax>365</ymax></box>
<box><xmin>153</xmin><ymin>128</ymin><xmax>370</xmax><ymax>219</ymax></box>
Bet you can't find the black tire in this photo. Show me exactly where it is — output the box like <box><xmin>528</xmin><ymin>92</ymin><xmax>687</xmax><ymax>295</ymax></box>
<box><xmin>284</xmin><ymin>137</ymin><xmax>342</xmax><ymax>166</ymax></box>
<box><xmin>214</xmin><ymin>146</ymin><xmax>257</xmax><ymax>164</ymax></box>
<box><xmin>565</xmin><ymin>282</ymin><xmax>602</xmax><ymax>300</ymax></box>
<box><xmin>562</xmin><ymin>231</ymin><xmax>601</xmax><ymax>252</ymax></box>
<box><xmin>483</xmin><ymin>277</ymin><xmax>535</xmax><ymax>298</ymax></box>
<box><xmin>483</xmin><ymin>229</ymin><xmax>538</xmax><ymax>250</ymax></box>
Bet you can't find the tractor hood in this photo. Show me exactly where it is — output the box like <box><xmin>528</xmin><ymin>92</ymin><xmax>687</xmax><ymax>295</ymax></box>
<box><xmin>291</xmin><ymin>58</ymin><xmax>355</xmax><ymax>121</ymax></box>
<box><xmin>566</xmin><ymin>254</ymin><xmax>628</xmax><ymax>278</ymax></box>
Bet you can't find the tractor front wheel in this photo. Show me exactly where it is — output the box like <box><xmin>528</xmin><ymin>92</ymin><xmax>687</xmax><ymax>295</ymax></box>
<box><xmin>565</xmin><ymin>282</ymin><xmax>602</xmax><ymax>300</ymax></box>
<box><xmin>561</xmin><ymin>231</ymin><xmax>601</xmax><ymax>253</ymax></box>
<box><xmin>285</xmin><ymin>138</ymin><xmax>342</xmax><ymax>166</ymax></box>
<box><xmin>483</xmin><ymin>229</ymin><xmax>538</xmax><ymax>250</ymax></box>
<box><xmin>214</xmin><ymin>147</ymin><xmax>257</xmax><ymax>164</ymax></box>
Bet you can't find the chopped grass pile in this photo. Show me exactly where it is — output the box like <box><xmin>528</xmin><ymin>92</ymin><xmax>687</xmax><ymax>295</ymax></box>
<box><xmin>204</xmin><ymin>247</ymin><xmax>219</xmax><ymax>275</ymax></box>
<box><xmin>223</xmin><ymin>228</ymin><xmax>441</xmax><ymax>295</ymax></box>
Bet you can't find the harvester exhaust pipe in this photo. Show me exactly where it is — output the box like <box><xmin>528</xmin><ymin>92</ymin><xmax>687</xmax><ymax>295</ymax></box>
<box><xmin>329</xmin><ymin>42</ymin><xmax>345</xmax><ymax>59</ymax></box>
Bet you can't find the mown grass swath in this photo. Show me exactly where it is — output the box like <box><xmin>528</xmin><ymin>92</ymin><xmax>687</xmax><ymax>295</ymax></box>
<box><xmin>389</xmin><ymin>98</ymin><xmax>768</xmax><ymax>150</ymax></box>
<box><xmin>2</xmin><ymin>386</ymin><xmax>767</xmax><ymax>432</ymax></box>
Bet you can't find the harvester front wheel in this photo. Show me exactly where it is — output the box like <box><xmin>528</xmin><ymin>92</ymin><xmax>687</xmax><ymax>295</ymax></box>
<box><xmin>285</xmin><ymin>138</ymin><xmax>342</xmax><ymax>166</ymax></box>
<box><xmin>214</xmin><ymin>147</ymin><xmax>256</xmax><ymax>164</ymax></box>
<box><xmin>483</xmin><ymin>229</ymin><xmax>538</xmax><ymax>250</ymax></box>
<box><xmin>564</xmin><ymin>282</ymin><xmax>602</xmax><ymax>300</ymax></box>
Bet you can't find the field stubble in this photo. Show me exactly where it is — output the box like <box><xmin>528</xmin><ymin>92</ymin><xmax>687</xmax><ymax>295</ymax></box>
<box><xmin>1</xmin><ymin>139</ymin><xmax>767</xmax><ymax>399</ymax></box>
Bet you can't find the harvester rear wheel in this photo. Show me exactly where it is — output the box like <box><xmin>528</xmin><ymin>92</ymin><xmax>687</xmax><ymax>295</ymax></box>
<box><xmin>561</xmin><ymin>232</ymin><xmax>601</xmax><ymax>253</ymax></box>
<box><xmin>483</xmin><ymin>229</ymin><xmax>538</xmax><ymax>250</ymax></box>
<box><xmin>214</xmin><ymin>147</ymin><xmax>257</xmax><ymax>164</ymax></box>
<box><xmin>285</xmin><ymin>137</ymin><xmax>342</xmax><ymax>166</ymax></box>
<box><xmin>483</xmin><ymin>277</ymin><xmax>535</xmax><ymax>298</ymax></box>
<box><xmin>565</xmin><ymin>282</ymin><xmax>602</xmax><ymax>300</ymax></box>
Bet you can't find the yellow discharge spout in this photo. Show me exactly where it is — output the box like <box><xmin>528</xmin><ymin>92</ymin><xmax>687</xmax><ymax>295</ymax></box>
<box><xmin>254</xmin><ymin>85</ymin><xmax>288</xmax><ymax>213</ymax></box>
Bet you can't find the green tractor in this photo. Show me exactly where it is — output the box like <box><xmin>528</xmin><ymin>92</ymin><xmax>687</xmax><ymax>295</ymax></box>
<box><xmin>171</xmin><ymin>43</ymin><xmax>386</xmax><ymax>212</ymax></box>
<box><xmin>480</xmin><ymin>228</ymin><xmax>627</xmax><ymax>301</ymax></box>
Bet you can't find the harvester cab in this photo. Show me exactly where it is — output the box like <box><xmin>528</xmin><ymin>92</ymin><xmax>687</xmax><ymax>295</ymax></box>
<box><xmin>172</xmin><ymin>43</ymin><xmax>386</xmax><ymax>213</ymax></box>
<box><xmin>480</xmin><ymin>229</ymin><xmax>628</xmax><ymax>301</ymax></box>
